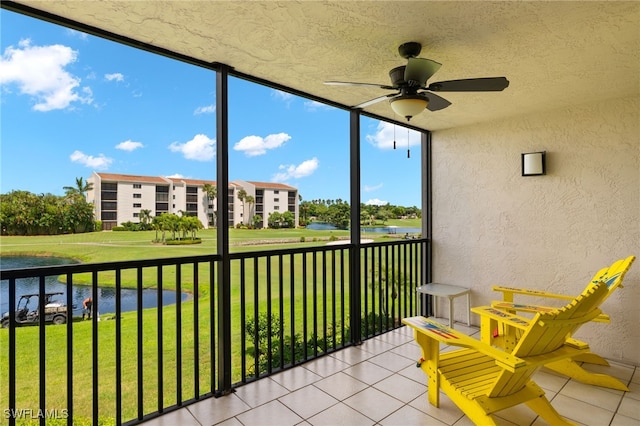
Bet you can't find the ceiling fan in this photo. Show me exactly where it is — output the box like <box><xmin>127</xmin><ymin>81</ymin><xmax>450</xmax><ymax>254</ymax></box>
<box><xmin>325</xmin><ymin>42</ymin><xmax>509</xmax><ymax>121</ymax></box>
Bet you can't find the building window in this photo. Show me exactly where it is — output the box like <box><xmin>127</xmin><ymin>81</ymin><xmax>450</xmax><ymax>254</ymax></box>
<box><xmin>101</xmin><ymin>201</ymin><xmax>117</xmax><ymax>210</ymax></box>
<box><xmin>133</xmin><ymin>213</ymin><xmax>139</xmax><ymax>218</ymax></box>
<box><xmin>274</xmin><ymin>206</ymin><xmax>279</xmax><ymax>210</ymax></box>
<box><xmin>101</xmin><ymin>191</ymin><xmax>117</xmax><ymax>200</ymax></box>
<box><xmin>274</xmin><ymin>190</ymin><xmax>279</xmax><ymax>194</ymax></box>
<box><xmin>133</xmin><ymin>203</ymin><xmax>141</xmax><ymax>208</ymax></box>
<box><xmin>133</xmin><ymin>184</ymin><xmax>141</xmax><ymax>189</ymax></box>
<box><xmin>133</xmin><ymin>193</ymin><xmax>142</xmax><ymax>199</ymax></box>
<box><xmin>274</xmin><ymin>198</ymin><xmax>279</xmax><ymax>202</ymax></box>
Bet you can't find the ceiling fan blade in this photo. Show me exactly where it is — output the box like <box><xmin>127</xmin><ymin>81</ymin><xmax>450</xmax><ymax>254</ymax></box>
<box><xmin>324</xmin><ymin>81</ymin><xmax>395</xmax><ymax>90</ymax></box>
<box><xmin>427</xmin><ymin>77</ymin><xmax>509</xmax><ymax>92</ymax></box>
<box><xmin>354</xmin><ymin>93</ymin><xmax>400</xmax><ymax>109</ymax></box>
<box><xmin>421</xmin><ymin>92</ymin><xmax>452</xmax><ymax>111</ymax></box>
<box><xmin>404</xmin><ymin>58</ymin><xmax>442</xmax><ymax>87</ymax></box>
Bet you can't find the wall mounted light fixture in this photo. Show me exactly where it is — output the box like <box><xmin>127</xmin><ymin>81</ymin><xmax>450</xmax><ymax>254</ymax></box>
<box><xmin>522</xmin><ymin>151</ymin><xmax>546</xmax><ymax>176</ymax></box>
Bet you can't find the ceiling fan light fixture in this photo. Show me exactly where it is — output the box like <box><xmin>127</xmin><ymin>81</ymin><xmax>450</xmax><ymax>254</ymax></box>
<box><xmin>390</xmin><ymin>95</ymin><xmax>429</xmax><ymax>121</ymax></box>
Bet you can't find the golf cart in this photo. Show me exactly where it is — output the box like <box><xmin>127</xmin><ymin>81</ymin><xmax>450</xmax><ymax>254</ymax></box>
<box><xmin>1</xmin><ymin>292</ymin><xmax>67</xmax><ymax>328</ymax></box>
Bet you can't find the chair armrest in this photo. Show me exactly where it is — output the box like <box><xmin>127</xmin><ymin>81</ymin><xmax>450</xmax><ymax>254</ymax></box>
<box><xmin>491</xmin><ymin>301</ymin><xmax>611</xmax><ymax>323</ymax></box>
<box><xmin>402</xmin><ymin>316</ymin><xmax>526</xmax><ymax>372</ymax></box>
<box><xmin>565</xmin><ymin>337</ymin><xmax>590</xmax><ymax>350</ymax></box>
<box><xmin>471</xmin><ymin>306</ymin><xmax>532</xmax><ymax>330</ymax></box>
<box><xmin>492</xmin><ymin>285</ymin><xmax>575</xmax><ymax>301</ymax></box>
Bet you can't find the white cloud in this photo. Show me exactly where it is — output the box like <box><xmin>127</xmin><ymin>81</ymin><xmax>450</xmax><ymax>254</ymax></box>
<box><xmin>115</xmin><ymin>140</ymin><xmax>144</xmax><ymax>152</ymax></box>
<box><xmin>364</xmin><ymin>183</ymin><xmax>383</xmax><ymax>192</ymax></box>
<box><xmin>272</xmin><ymin>157</ymin><xmax>319</xmax><ymax>182</ymax></box>
<box><xmin>272</xmin><ymin>90</ymin><xmax>293</xmax><ymax>102</ymax></box>
<box><xmin>65</xmin><ymin>29</ymin><xmax>88</xmax><ymax>40</ymax></box>
<box><xmin>365</xmin><ymin>121</ymin><xmax>421</xmax><ymax>150</ymax></box>
<box><xmin>304</xmin><ymin>100</ymin><xmax>332</xmax><ymax>111</ymax></box>
<box><xmin>234</xmin><ymin>132</ymin><xmax>291</xmax><ymax>157</ymax></box>
<box><xmin>168</xmin><ymin>134</ymin><xmax>216</xmax><ymax>161</ymax></box>
<box><xmin>194</xmin><ymin>104</ymin><xmax>215</xmax><ymax>115</ymax></box>
<box><xmin>105</xmin><ymin>72</ymin><xmax>124</xmax><ymax>82</ymax></box>
<box><xmin>365</xmin><ymin>198</ymin><xmax>388</xmax><ymax>206</ymax></box>
<box><xmin>165</xmin><ymin>173</ymin><xmax>186</xmax><ymax>179</ymax></box>
<box><xmin>69</xmin><ymin>150</ymin><xmax>113</xmax><ymax>170</ymax></box>
<box><xmin>0</xmin><ymin>39</ymin><xmax>93</xmax><ymax>111</ymax></box>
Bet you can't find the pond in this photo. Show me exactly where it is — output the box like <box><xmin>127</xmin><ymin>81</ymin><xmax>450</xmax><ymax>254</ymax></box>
<box><xmin>0</xmin><ymin>256</ymin><xmax>188</xmax><ymax>316</ymax></box>
<box><xmin>306</xmin><ymin>222</ymin><xmax>421</xmax><ymax>234</ymax></box>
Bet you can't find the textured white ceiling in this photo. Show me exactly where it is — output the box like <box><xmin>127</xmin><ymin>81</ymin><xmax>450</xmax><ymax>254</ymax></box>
<box><xmin>15</xmin><ymin>1</ymin><xmax>640</xmax><ymax>131</ymax></box>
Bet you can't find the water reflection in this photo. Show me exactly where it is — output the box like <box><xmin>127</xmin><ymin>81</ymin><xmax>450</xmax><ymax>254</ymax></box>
<box><xmin>306</xmin><ymin>222</ymin><xmax>421</xmax><ymax>234</ymax></box>
<box><xmin>1</xmin><ymin>256</ymin><xmax>188</xmax><ymax>316</ymax></box>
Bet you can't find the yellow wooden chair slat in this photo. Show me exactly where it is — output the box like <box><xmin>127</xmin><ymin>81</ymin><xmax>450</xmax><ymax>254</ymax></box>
<box><xmin>404</xmin><ymin>281</ymin><xmax>609</xmax><ymax>425</ymax></box>
<box><xmin>487</xmin><ymin>255</ymin><xmax>635</xmax><ymax>390</ymax></box>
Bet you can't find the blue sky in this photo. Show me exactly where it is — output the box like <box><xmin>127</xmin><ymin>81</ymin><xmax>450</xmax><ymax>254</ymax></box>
<box><xmin>1</xmin><ymin>9</ymin><xmax>422</xmax><ymax>207</ymax></box>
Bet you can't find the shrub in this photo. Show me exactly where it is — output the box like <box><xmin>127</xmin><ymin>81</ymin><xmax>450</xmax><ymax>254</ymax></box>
<box><xmin>299</xmin><ymin>236</ymin><xmax>305</xmax><ymax>242</ymax></box>
<box><xmin>111</xmin><ymin>226</ymin><xmax>126</xmax><ymax>231</ymax></box>
<box><xmin>164</xmin><ymin>238</ymin><xmax>202</xmax><ymax>245</ymax></box>
<box><xmin>329</xmin><ymin>235</ymin><xmax>338</xmax><ymax>242</ymax></box>
<box><xmin>120</xmin><ymin>221</ymin><xmax>141</xmax><ymax>231</ymax></box>
<box><xmin>245</xmin><ymin>311</ymin><xmax>395</xmax><ymax>377</ymax></box>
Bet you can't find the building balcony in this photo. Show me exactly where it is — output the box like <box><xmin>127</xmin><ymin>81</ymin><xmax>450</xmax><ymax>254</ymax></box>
<box><xmin>141</xmin><ymin>324</ymin><xmax>638</xmax><ymax>426</ymax></box>
<box><xmin>2</xmin><ymin>238</ymin><xmax>637</xmax><ymax>426</ymax></box>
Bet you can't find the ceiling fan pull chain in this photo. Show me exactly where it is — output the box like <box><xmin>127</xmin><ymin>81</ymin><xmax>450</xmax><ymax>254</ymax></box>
<box><xmin>393</xmin><ymin>117</ymin><xmax>397</xmax><ymax>149</ymax></box>
<box><xmin>407</xmin><ymin>128</ymin><xmax>410</xmax><ymax>158</ymax></box>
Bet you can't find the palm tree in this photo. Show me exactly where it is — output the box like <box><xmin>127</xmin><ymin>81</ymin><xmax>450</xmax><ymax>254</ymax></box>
<box><xmin>139</xmin><ymin>209</ymin><xmax>152</xmax><ymax>230</ymax></box>
<box><xmin>245</xmin><ymin>195</ymin><xmax>255</xmax><ymax>227</ymax></box>
<box><xmin>202</xmin><ymin>183</ymin><xmax>217</xmax><ymax>227</ymax></box>
<box><xmin>237</xmin><ymin>189</ymin><xmax>247</xmax><ymax>224</ymax></box>
<box><xmin>63</xmin><ymin>177</ymin><xmax>93</xmax><ymax>200</ymax></box>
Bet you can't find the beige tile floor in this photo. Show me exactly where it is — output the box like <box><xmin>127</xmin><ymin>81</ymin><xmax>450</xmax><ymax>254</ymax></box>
<box><xmin>142</xmin><ymin>319</ymin><xmax>640</xmax><ymax>426</ymax></box>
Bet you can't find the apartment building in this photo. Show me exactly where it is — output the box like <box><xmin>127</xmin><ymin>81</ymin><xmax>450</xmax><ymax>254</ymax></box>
<box><xmin>86</xmin><ymin>172</ymin><xmax>298</xmax><ymax>230</ymax></box>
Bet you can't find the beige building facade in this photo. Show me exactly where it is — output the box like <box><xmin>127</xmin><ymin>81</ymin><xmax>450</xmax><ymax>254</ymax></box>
<box><xmin>87</xmin><ymin>172</ymin><xmax>298</xmax><ymax>230</ymax></box>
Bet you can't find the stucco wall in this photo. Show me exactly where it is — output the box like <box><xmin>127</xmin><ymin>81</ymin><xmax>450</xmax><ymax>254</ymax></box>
<box><xmin>431</xmin><ymin>96</ymin><xmax>639</xmax><ymax>365</ymax></box>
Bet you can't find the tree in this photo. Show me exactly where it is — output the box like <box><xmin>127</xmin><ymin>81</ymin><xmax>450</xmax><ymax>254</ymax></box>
<box><xmin>325</xmin><ymin>201</ymin><xmax>350</xmax><ymax>229</ymax></box>
<box><xmin>165</xmin><ymin>214</ymin><xmax>180</xmax><ymax>240</ymax></box>
<box><xmin>202</xmin><ymin>183</ymin><xmax>217</xmax><ymax>227</ymax></box>
<box><xmin>0</xmin><ymin>190</ymin><xmax>94</xmax><ymax>235</ymax></box>
<box><xmin>281</xmin><ymin>211</ymin><xmax>295</xmax><ymax>228</ymax></box>
<box><xmin>185</xmin><ymin>216</ymin><xmax>204</xmax><ymax>239</ymax></box>
<box><xmin>237</xmin><ymin>189</ymin><xmax>247</xmax><ymax>224</ymax></box>
<box><xmin>63</xmin><ymin>177</ymin><xmax>93</xmax><ymax>200</ymax></box>
<box><xmin>268</xmin><ymin>211</ymin><xmax>282</xmax><ymax>229</ymax></box>
<box><xmin>252</xmin><ymin>214</ymin><xmax>263</xmax><ymax>229</ymax></box>
<box><xmin>139</xmin><ymin>209</ymin><xmax>152</xmax><ymax>230</ymax></box>
<box><xmin>245</xmin><ymin>195</ymin><xmax>255</xmax><ymax>226</ymax></box>
<box><xmin>151</xmin><ymin>215</ymin><xmax>164</xmax><ymax>242</ymax></box>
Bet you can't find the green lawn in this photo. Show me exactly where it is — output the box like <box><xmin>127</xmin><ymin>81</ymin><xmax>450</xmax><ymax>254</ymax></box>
<box><xmin>0</xmin><ymin>221</ymin><xmax>421</xmax><ymax>425</ymax></box>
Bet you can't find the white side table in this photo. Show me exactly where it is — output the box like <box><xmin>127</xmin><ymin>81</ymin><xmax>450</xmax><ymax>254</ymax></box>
<box><xmin>416</xmin><ymin>283</ymin><xmax>471</xmax><ymax>328</ymax></box>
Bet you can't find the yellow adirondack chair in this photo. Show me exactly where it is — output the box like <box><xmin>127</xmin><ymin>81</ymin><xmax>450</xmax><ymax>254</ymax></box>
<box><xmin>403</xmin><ymin>281</ymin><xmax>608</xmax><ymax>426</ymax></box>
<box><xmin>489</xmin><ymin>255</ymin><xmax>635</xmax><ymax>390</ymax></box>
